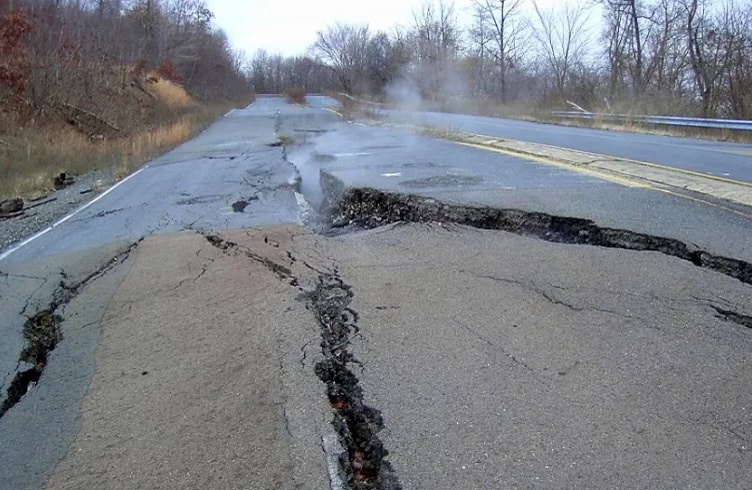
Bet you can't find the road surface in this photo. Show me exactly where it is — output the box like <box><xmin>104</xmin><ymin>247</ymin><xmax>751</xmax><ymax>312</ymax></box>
<box><xmin>0</xmin><ymin>96</ymin><xmax>750</xmax><ymax>489</ymax></box>
<box><xmin>388</xmin><ymin>109</ymin><xmax>752</xmax><ymax>183</ymax></box>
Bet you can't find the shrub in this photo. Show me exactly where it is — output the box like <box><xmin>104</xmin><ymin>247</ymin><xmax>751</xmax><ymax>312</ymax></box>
<box><xmin>285</xmin><ymin>87</ymin><xmax>306</xmax><ymax>105</ymax></box>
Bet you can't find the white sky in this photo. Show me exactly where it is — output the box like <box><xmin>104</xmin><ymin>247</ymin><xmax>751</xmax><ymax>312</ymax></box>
<box><xmin>205</xmin><ymin>0</ymin><xmax>584</xmax><ymax>58</ymax></box>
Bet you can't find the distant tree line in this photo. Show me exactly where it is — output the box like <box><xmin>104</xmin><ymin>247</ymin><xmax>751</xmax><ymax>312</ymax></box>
<box><xmin>248</xmin><ymin>0</ymin><xmax>752</xmax><ymax>119</ymax></box>
<box><xmin>0</xmin><ymin>0</ymin><xmax>251</xmax><ymax>118</ymax></box>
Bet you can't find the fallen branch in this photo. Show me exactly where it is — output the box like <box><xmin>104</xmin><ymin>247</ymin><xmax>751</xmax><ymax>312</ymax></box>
<box><xmin>24</xmin><ymin>197</ymin><xmax>57</xmax><ymax>210</ymax></box>
<box><xmin>0</xmin><ymin>210</ymin><xmax>25</xmax><ymax>220</ymax></box>
<box><xmin>566</xmin><ymin>100</ymin><xmax>590</xmax><ymax>114</ymax></box>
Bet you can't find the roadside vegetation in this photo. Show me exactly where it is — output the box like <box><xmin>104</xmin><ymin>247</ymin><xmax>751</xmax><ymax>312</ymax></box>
<box><xmin>285</xmin><ymin>88</ymin><xmax>308</xmax><ymax>106</ymax></box>
<box><xmin>4</xmin><ymin>1</ymin><xmax>750</xmax><ymax>202</ymax></box>
<box><xmin>249</xmin><ymin>0</ymin><xmax>752</xmax><ymax>140</ymax></box>
<box><xmin>0</xmin><ymin>1</ymin><xmax>252</xmax><ymax>200</ymax></box>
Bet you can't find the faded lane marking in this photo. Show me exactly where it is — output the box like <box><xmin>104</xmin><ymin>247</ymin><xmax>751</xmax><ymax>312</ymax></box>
<box><xmin>455</xmin><ymin>141</ymin><xmax>649</xmax><ymax>189</ymax></box>
<box><xmin>0</xmin><ymin>166</ymin><xmax>149</xmax><ymax>262</ymax></box>
<box><xmin>325</xmin><ymin>108</ymin><xmax>344</xmax><ymax>118</ymax></box>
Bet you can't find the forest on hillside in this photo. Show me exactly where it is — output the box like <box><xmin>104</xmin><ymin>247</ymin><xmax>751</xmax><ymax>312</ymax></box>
<box><xmin>0</xmin><ymin>0</ymin><xmax>251</xmax><ymax>131</ymax></box>
<box><xmin>0</xmin><ymin>0</ymin><xmax>254</xmax><ymax>199</ymax></box>
<box><xmin>4</xmin><ymin>0</ymin><xmax>750</xmax><ymax>123</ymax></box>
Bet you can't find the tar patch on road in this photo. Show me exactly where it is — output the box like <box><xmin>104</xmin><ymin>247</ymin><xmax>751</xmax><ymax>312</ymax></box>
<box><xmin>401</xmin><ymin>174</ymin><xmax>484</xmax><ymax>188</ymax></box>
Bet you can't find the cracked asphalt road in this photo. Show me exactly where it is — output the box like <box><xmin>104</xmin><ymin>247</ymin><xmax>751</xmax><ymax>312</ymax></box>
<box><xmin>329</xmin><ymin>223</ymin><xmax>751</xmax><ymax>488</ymax></box>
<box><xmin>0</xmin><ymin>96</ymin><xmax>750</xmax><ymax>489</ymax></box>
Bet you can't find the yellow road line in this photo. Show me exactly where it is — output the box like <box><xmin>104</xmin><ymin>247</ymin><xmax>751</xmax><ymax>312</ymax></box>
<box><xmin>462</xmin><ymin>131</ymin><xmax>752</xmax><ymax>189</ymax></box>
<box><xmin>349</xmin><ymin>120</ymin><xmax>752</xmax><ymax>217</ymax></box>
<box><xmin>455</xmin><ymin>141</ymin><xmax>651</xmax><ymax>189</ymax></box>
<box><xmin>325</xmin><ymin>108</ymin><xmax>344</xmax><ymax>118</ymax></box>
<box><xmin>454</xmin><ymin>138</ymin><xmax>752</xmax><ymax>220</ymax></box>
<box><xmin>651</xmin><ymin>187</ymin><xmax>752</xmax><ymax>219</ymax></box>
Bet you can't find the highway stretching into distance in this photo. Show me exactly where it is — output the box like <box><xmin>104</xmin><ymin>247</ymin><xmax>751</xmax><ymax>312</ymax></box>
<box><xmin>0</xmin><ymin>96</ymin><xmax>750</xmax><ymax>489</ymax></box>
<box><xmin>390</xmin><ymin>107</ymin><xmax>752</xmax><ymax>183</ymax></box>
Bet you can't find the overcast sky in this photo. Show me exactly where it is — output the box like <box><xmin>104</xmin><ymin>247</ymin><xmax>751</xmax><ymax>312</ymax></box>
<box><xmin>205</xmin><ymin>0</ymin><xmax>585</xmax><ymax>58</ymax></box>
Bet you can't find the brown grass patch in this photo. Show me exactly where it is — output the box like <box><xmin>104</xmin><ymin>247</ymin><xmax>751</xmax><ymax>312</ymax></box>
<box><xmin>148</xmin><ymin>77</ymin><xmax>194</xmax><ymax>108</ymax></box>
<box><xmin>285</xmin><ymin>88</ymin><xmax>307</xmax><ymax>105</ymax></box>
<box><xmin>0</xmin><ymin>105</ymin><xmax>228</xmax><ymax>199</ymax></box>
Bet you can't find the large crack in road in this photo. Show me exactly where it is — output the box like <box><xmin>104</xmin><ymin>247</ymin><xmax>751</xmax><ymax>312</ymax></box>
<box><xmin>0</xmin><ymin>240</ymin><xmax>141</xmax><ymax>419</ymax></box>
<box><xmin>324</xmin><ymin>185</ymin><xmax>752</xmax><ymax>288</ymax></box>
<box><xmin>202</xmin><ymin>232</ymin><xmax>402</xmax><ymax>490</ymax></box>
<box><xmin>318</xmin><ymin>184</ymin><xmax>752</xmax><ymax>331</ymax></box>
<box><xmin>3</xmin><ymin>123</ymin><xmax>751</xmax><ymax>487</ymax></box>
<box><xmin>306</xmin><ymin>274</ymin><xmax>402</xmax><ymax>490</ymax></box>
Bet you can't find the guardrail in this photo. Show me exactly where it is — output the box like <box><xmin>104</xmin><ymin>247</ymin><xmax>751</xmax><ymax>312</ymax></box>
<box><xmin>551</xmin><ymin>111</ymin><xmax>752</xmax><ymax>131</ymax></box>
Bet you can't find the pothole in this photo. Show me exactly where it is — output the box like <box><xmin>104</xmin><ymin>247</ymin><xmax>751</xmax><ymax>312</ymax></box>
<box><xmin>231</xmin><ymin>198</ymin><xmax>257</xmax><ymax>213</ymax></box>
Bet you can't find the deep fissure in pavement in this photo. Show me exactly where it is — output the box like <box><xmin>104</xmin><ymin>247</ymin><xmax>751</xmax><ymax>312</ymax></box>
<box><xmin>306</xmin><ymin>275</ymin><xmax>402</xmax><ymax>490</ymax></box>
<box><xmin>0</xmin><ymin>241</ymin><xmax>139</xmax><ymax>419</ymax></box>
<box><xmin>327</xmin><ymin>186</ymin><xmax>752</xmax><ymax>287</ymax></box>
<box><xmin>203</xmin><ymin>233</ymin><xmax>401</xmax><ymax>490</ymax></box>
<box><xmin>0</xmin><ymin>310</ymin><xmax>62</xmax><ymax>417</ymax></box>
<box><xmin>713</xmin><ymin>306</ymin><xmax>752</xmax><ymax>329</ymax></box>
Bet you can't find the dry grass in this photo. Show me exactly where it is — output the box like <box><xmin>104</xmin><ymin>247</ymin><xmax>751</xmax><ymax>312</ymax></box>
<box><xmin>0</xmin><ymin>105</ymin><xmax>228</xmax><ymax>199</ymax></box>
<box><xmin>285</xmin><ymin>88</ymin><xmax>307</xmax><ymax>105</ymax></box>
<box><xmin>148</xmin><ymin>77</ymin><xmax>194</xmax><ymax>108</ymax></box>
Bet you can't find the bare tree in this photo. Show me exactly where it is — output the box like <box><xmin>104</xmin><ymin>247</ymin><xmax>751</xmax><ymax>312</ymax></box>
<box><xmin>685</xmin><ymin>0</ymin><xmax>734</xmax><ymax>116</ymax></box>
<box><xmin>409</xmin><ymin>0</ymin><xmax>462</xmax><ymax>99</ymax></box>
<box><xmin>468</xmin><ymin>3</ymin><xmax>493</xmax><ymax>96</ymax></box>
<box><xmin>472</xmin><ymin>0</ymin><xmax>523</xmax><ymax>102</ymax></box>
<box><xmin>312</xmin><ymin>23</ymin><xmax>370</xmax><ymax>94</ymax></box>
<box><xmin>530</xmin><ymin>0</ymin><xmax>593</xmax><ymax>99</ymax></box>
<box><xmin>599</xmin><ymin>0</ymin><xmax>691</xmax><ymax>111</ymax></box>
<box><xmin>724</xmin><ymin>1</ymin><xmax>752</xmax><ymax>118</ymax></box>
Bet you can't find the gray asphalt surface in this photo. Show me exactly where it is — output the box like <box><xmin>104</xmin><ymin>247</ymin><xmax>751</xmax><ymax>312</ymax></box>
<box><xmin>329</xmin><ymin>223</ymin><xmax>752</xmax><ymax>489</ymax></box>
<box><xmin>388</xmin><ymin>109</ymin><xmax>752</xmax><ymax>182</ymax></box>
<box><xmin>0</xmin><ymin>95</ymin><xmax>750</xmax><ymax>489</ymax></box>
<box><xmin>290</xmin><ymin>117</ymin><xmax>752</xmax><ymax>264</ymax></box>
<box><xmin>1</xmin><ymin>104</ymin><xmax>300</xmax><ymax>265</ymax></box>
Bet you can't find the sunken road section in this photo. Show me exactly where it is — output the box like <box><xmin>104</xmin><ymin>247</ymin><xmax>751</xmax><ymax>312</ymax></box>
<box><xmin>329</xmin><ymin>186</ymin><xmax>752</xmax><ymax>288</ymax></box>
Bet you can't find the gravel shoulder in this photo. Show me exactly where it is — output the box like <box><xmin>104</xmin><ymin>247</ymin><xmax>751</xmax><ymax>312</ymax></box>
<box><xmin>0</xmin><ymin>167</ymin><xmax>121</xmax><ymax>253</ymax></box>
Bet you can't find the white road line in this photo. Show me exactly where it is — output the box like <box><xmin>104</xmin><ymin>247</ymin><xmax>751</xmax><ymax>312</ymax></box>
<box><xmin>333</xmin><ymin>152</ymin><xmax>371</xmax><ymax>157</ymax></box>
<box><xmin>0</xmin><ymin>166</ymin><xmax>148</xmax><ymax>263</ymax></box>
<box><xmin>224</xmin><ymin>108</ymin><xmax>236</xmax><ymax>117</ymax></box>
<box><xmin>321</xmin><ymin>434</ymin><xmax>346</xmax><ymax>490</ymax></box>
